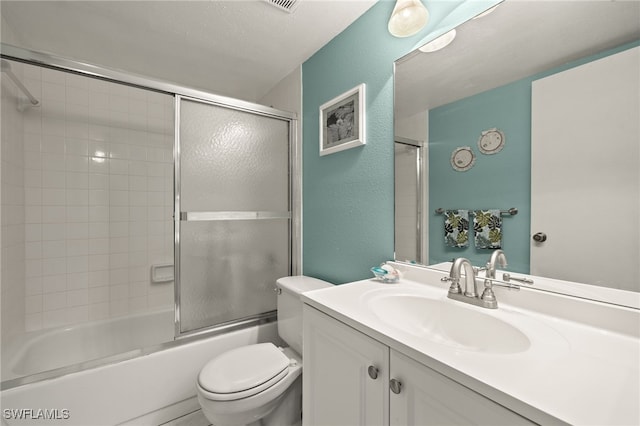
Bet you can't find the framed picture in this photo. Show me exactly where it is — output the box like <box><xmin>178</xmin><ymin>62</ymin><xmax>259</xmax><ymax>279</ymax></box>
<box><xmin>319</xmin><ymin>83</ymin><xmax>366</xmax><ymax>156</ymax></box>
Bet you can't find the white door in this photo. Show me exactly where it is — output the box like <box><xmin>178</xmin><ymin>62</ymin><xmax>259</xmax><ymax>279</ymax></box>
<box><xmin>530</xmin><ymin>47</ymin><xmax>639</xmax><ymax>290</ymax></box>
<box><xmin>302</xmin><ymin>305</ymin><xmax>389</xmax><ymax>426</ymax></box>
<box><xmin>389</xmin><ymin>350</ymin><xmax>533</xmax><ymax>425</ymax></box>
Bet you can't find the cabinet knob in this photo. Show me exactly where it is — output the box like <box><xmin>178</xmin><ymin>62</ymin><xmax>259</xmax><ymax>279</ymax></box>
<box><xmin>367</xmin><ymin>365</ymin><xmax>379</xmax><ymax>380</ymax></box>
<box><xmin>532</xmin><ymin>232</ymin><xmax>547</xmax><ymax>242</ymax></box>
<box><xmin>390</xmin><ymin>378</ymin><xmax>402</xmax><ymax>394</ymax></box>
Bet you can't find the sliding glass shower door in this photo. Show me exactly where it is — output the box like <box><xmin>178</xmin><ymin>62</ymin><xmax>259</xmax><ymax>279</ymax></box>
<box><xmin>176</xmin><ymin>96</ymin><xmax>292</xmax><ymax>335</ymax></box>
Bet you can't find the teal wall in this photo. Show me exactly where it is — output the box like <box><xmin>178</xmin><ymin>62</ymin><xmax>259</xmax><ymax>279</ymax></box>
<box><xmin>302</xmin><ymin>0</ymin><xmax>500</xmax><ymax>284</ymax></box>
<box><xmin>428</xmin><ymin>40</ymin><xmax>640</xmax><ymax>273</ymax></box>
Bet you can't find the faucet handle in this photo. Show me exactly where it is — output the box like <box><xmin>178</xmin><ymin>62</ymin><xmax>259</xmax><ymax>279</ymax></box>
<box><xmin>502</xmin><ymin>273</ymin><xmax>534</xmax><ymax>284</ymax></box>
<box><xmin>474</xmin><ymin>265</ymin><xmax>488</xmax><ymax>274</ymax></box>
<box><xmin>480</xmin><ymin>279</ymin><xmax>498</xmax><ymax>308</ymax></box>
<box><xmin>441</xmin><ymin>276</ymin><xmax>462</xmax><ymax>294</ymax></box>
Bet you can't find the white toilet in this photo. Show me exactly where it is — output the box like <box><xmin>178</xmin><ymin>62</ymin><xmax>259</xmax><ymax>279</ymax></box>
<box><xmin>196</xmin><ymin>276</ymin><xmax>332</xmax><ymax>426</ymax></box>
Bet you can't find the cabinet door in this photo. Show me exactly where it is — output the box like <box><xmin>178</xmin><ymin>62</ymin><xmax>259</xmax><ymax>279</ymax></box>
<box><xmin>390</xmin><ymin>350</ymin><xmax>533</xmax><ymax>425</ymax></box>
<box><xmin>303</xmin><ymin>305</ymin><xmax>389</xmax><ymax>426</ymax></box>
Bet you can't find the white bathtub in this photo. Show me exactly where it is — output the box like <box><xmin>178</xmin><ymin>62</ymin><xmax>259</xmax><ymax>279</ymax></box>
<box><xmin>3</xmin><ymin>309</ymin><xmax>175</xmax><ymax>381</ymax></box>
<box><xmin>1</xmin><ymin>320</ymin><xmax>279</xmax><ymax>425</ymax></box>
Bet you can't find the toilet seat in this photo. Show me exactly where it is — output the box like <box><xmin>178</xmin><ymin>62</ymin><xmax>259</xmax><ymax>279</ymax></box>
<box><xmin>198</xmin><ymin>343</ymin><xmax>291</xmax><ymax>401</ymax></box>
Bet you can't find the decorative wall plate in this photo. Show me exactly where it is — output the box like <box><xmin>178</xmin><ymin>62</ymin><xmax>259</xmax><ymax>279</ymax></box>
<box><xmin>477</xmin><ymin>128</ymin><xmax>505</xmax><ymax>155</ymax></box>
<box><xmin>450</xmin><ymin>146</ymin><xmax>475</xmax><ymax>172</ymax></box>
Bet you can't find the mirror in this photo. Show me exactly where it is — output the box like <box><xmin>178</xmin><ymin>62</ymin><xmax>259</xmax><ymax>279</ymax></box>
<box><xmin>394</xmin><ymin>1</ymin><xmax>640</xmax><ymax>296</ymax></box>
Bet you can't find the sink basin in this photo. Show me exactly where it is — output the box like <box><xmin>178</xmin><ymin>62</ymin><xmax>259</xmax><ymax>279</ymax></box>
<box><xmin>367</xmin><ymin>294</ymin><xmax>531</xmax><ymax>354</ymax></box>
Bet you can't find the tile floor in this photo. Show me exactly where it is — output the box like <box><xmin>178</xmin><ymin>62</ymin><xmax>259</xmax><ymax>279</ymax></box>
<box><xmin>161</xmin><ymin>409</ymin><xmax>210</xmax><ymax>426</ymax></box>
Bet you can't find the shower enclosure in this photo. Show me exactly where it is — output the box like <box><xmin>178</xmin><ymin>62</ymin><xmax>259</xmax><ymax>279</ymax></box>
<box><xmin>394</xmin><ymin>137</ymin><xmax>423</xmax><ymax>263</ymax></box>
<box><xmin>0</xmin><ymin>45</ymin><xmax>298</xmax><ymax>388</ymax></box>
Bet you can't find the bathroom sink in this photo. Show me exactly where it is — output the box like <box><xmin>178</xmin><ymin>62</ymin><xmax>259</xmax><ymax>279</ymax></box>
<box><xmin>367</xmin><ymin>294</ymin><xmax>530</xmax><ymax>354</ymax></box>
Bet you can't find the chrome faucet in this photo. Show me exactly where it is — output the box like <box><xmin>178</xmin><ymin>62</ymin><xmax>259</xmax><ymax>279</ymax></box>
<box><xmin>447</xmin><ymin>257</ymin><xmax>478</xmax><ymax>298</ymax></box>
<box><xmin>480</xmin><ymin>249</ymin><xmax>508</xmax><ymax>308</ymax></box>
<box><xmin>442</xmin><ymin>251</ymin><xmax>528</xmax><ymax>309</ymax></box>
<box><xmin>486</xmin><ymin>249</ymin><xmax>507</xmax><ymax>279</ymax></box>
<box><xmin>442</xmin><ymin>257</ymin><xmax>498</xmax><ymax>308</ymax></box>
<box><xmin>443</xmin><ymin>251</ymin><xmax>517</xmax><ymax>309</ymax></box>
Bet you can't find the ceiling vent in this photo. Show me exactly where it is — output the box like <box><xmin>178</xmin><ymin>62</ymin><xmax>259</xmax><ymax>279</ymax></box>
<box><xmin>263</xmin><ymin>0</ymin><xmax>300</xmax><ymax>13</ymax></box>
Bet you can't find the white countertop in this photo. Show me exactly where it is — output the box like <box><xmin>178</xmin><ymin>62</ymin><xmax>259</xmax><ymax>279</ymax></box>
<box><xmin>302</xmin><ymin>265</ymin><xmax>640</xmax><ymax>425</ymax></box>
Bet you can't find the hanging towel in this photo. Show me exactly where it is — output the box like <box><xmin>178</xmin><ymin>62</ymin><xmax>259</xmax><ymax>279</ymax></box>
<box><xmin>473</xmin><ymin>209</ymin><xmax>502</xmax><ymax>249</ymax></box>
<box><xmin>444</xmin><ymin>210</ymin><xmax>469</xmax><ymax>248</ymax></box>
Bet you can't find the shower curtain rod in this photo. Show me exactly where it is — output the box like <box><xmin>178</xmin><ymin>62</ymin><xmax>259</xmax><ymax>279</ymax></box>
<box><xmin>1</xmin><ymin>59</ymin><xmax>40</xmax><ymax>106</ymax></box>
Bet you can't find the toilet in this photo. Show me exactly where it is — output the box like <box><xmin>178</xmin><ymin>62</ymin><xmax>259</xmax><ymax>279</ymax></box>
<box><xmin>196</xmin><ymin>276</ymin><xmax>332</xmax><ymax>426</ymax></box>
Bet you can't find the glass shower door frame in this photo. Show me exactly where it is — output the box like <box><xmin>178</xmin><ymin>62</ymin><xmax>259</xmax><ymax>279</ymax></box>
<box><xmin>394</xmin><ymin>137</ymin><xmax>424</xmax><ymax>263</ymax></box>
<box><xmin>173</xmin><ymin>95</ymin><xmax>299</xmax><ymax>338</ymax></box>
<box><xmin>0</xmin><ymin>43</ymin><xmax>301</xmax><ymax>388</ymax></box>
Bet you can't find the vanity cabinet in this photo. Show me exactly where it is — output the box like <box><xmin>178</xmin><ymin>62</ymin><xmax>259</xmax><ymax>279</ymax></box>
<box><xmin>303</xmin><ymin>305</ymin><xmax>533</xmax><ymax>426</ymax></box>
<box><xmin>302</xmin><ymin>304</ymin><xmax>389</xmax><ymax>425</ymax></box>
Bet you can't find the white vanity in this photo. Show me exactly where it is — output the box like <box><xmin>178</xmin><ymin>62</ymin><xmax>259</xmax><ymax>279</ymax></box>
<box><xmin>301</xmin><ymin>262</ymin><xmax>640</xmax><ymax>425</ymax></box>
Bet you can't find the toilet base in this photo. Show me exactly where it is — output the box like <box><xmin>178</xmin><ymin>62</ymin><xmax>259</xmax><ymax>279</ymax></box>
<box><xmin>199</xmin><ymin>375</ymin><xmax>301</xmax><ymax>426</ymax></box>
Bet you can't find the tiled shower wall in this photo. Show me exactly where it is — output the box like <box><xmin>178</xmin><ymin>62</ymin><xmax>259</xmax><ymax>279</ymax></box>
<box><xmin>1</xmin><ymin>60</ymin><xmax>26</xmax><ymax>340</ymax></box>
<box><xmin>18</xmin><ymin>63</ymin><xmax>174</xmax><ymax>332</ymax></box>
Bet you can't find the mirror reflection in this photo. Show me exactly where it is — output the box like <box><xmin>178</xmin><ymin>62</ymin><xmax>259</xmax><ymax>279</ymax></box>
<box><xmin>394</xmin><ymin>1</ymin><xmax>640</xmax><ymax>293</ymax></box>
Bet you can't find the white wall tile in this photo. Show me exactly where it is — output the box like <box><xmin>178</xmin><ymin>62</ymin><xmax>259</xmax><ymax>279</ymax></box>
<box><xmin>89</xmin><ymin>238</ymin><xmax>109</xmax><ymax>255</ymax></box>
<box><xmin>42</xmin><ymin>206</ymin><xmax>66</xmax><ymax>223</ymax></box>
<box><xmin>66</xmin><ymin>222</ymin><xmax>89</xmax><ymax>239</ymax></box>
<box><xmin>89</xmin><ymin>286</ymin><xmax>109</xmax><ymax>304</ymax></box>
<box><xmin>66</xmin><ymin>172</ymin><xmax>89</xmax><ymax>189</ymax></box>
<box><xmin>67</xmin><ymin>86</ymin><xmax>89</xmax><ymax>106</ymax></box>
<box><xmin>66</xmin><ymin>306</ymin><xmax>88</xmax><ymax>324</ymax></box>
<box><xmin>66</xmin><ymin>189</ymin><xmax>89</xmax><ymax>206</ymax></box>
<box><xmin>66</xmin><ymin>206</ymin><xmax>89</xmax><ymax>222</ymax></box>
<box><xmin>42</xmin><ymin>188</ymin><xmax>66</xmax><ymax>205</ymax></box>
<box><xmin>42</xmin><ymin>82</ymin><xmax>65</xmax><ymax>101</ymax></box>
<box><xmin>25</xmin><ymin>277</ymin><xmax>43</xmax><ymax>296</ymax></box>
<box><xmin>42</xmin><ymin>258</ymin><xmax>66</xmax><ymax>276</ymax></box>
<box><xmin>89</xmin><ymin>206</ymin><xmax>109</xmax><ymax>222</ymax></box>
<box><xmin>42</xmin><ymin>274</ymin><xmax>66</xmax><ymax>294</ymax></box>
<box><xmin>41</xmin><ymin>153</ymin><xmax>66</xmax><ymax>171</ymax></box>
<box><xmin>42</xmin><ymin>240</ymin><xmax>66</xmax><ymax>258</ymax></box>
<box><xmin>43</xmin><ymin>292</ymin><xmax>66</xmax><ymax>311</ymax></box>
<box><xmin>42</xmin><ymin>309</ymin><xmax>68</xmax><ymax>328</ymax></box>
<box><xmin>88</xmin><ymin>270</ymin><xmax>109</xmax><ymax>287</ymax></box>
<box><xmin>88</xmin><ymin>302</ymin><xmax>109</xmax><ymax>321</ymax></box>
<box><xmin>66</xmin><ymin>139</ymin><xmax>88</xmax><ymax>157</ymax></box>
<box><xmin>67</xmin><ymin>272</ymin><xmax>89</xmax><ymax>290</ymax></box>
<box><xmin>66</xmin><ymin>156</ymin><xmax>88</xmax><ymax>173</ymax></box>
<box><xmin>67</xmin><ymin>256</ymin><xmax>89</xmax><ymax>274</ymax></box>
<box><xmin>25</xmin><ymin>313</ymin><xmax>43</xmax><ymax>332</ymax></box>
<box><xmin>67</xmin><ymin>289</ymin><xmax>89</xmax><ymax>307</ymax></box>
<box><xmin>23</xmin><ymin>133</ymin><xmax>42</xmax><ymax>153</ymax></box>
<box><xmin>42</xmin><ymin>224</ymin><xmax>66</xmax><ymax>241</ymax></box>
<box><xmin>42</xmin><ymin>135</ymin><xmax>65</xmax><ymax>154</ymax></box>
<box><xmin>25</xmin><ymin>295</ymin><xmax>43</xmax><ymax>314</ymax></box>
<box><xmin>12</xmin><ymin>66</ymin><xmax>175</xmax><ymax>334</ymax></box>
<box><xmin>110</xmin><ymin>206</ymin><xmax>129</xmax><ymax>221</ymax></box>
<box><xmin>89</xmin><ymin>254</ymin><xmax>109</xmax><ymax>271</ymax></box>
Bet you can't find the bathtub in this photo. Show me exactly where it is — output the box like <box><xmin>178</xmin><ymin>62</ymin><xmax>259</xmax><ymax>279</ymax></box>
<box><xmin>1</xmin><ymin>319</ymin><xmax>278</xmax><ymax>425</ymax></box>
<box><xmin>3</xmin><ymin>309</ymin><xmax>175</xmax><ymax>381</ymax></box>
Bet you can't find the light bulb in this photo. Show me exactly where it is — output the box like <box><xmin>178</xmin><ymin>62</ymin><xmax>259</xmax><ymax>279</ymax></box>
<box><xmin>388</xmin><ymin>0</ymin><xmax>429</xmax><ymax>38</ymax></box>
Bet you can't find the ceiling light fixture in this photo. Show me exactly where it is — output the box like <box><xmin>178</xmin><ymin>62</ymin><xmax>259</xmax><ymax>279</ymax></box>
<box><xmin>388</xmin><ymin>0</ymin><xmax>429</xmax><ymax>38</ymax></box>
<box><xmin>473</xmin><ymin>4</ymin><xmax>499</xmax><ymax>20</ymax></box>
<box><xmin>418</xmin><ymin>29</ymin><xmax>457</xmax><ymax>53</ymax></box>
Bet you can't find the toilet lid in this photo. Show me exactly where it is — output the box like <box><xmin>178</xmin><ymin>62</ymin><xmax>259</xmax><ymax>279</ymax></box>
<box><xmin>198</xmin><ymin>343</ymin><xmax>290</xmax><ymax>398</ymax></box>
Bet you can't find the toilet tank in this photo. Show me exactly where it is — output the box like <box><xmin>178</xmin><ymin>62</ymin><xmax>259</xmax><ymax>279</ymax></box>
<box><xmin>277</xmin><ymin>276</ymin><xmax>332</xmax><ymax>354</ymax></box>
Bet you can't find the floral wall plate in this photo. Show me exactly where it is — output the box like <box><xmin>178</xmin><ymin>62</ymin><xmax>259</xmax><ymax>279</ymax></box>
<box><xmin>450</xmin><ymin>146</ymin><xmax>475</xmax><ymax>171</ymax></box>
<box><xmin>477</xmin><ymin>128</ymin><xmax>505</xmax><ymax>155</ymax></box>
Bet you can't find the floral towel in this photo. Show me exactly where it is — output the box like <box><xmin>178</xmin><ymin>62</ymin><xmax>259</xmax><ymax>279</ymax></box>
<box><xmin>444</xmin><ymin>210</ymin><xmax>469</xmax><ymax>248</ymax></box>
<box><xmin>473</xmin><ymin>210</ymin><xmax>502</xmax><ymax>249</ymax></box>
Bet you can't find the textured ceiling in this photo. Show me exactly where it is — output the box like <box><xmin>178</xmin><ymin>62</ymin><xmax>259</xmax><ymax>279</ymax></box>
<box><xmin>1</xmin><ymin>0</ymin><xmax>377</xmax><ymax>102</ymax></box>
<box><xmin>395</xmin><ymin>1</ymin><xmax>640</xmax><ymax>119</ymax></box>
